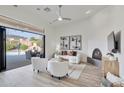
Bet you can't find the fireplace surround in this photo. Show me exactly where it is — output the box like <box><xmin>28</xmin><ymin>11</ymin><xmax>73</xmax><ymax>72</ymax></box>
<box><xmin>87</xmin><ymin>48</ymin><xmax>102</xmax><ymax>68</ymax></box>
<box><xmin>92</xmin><ymin>48</ymin><xmax>102</xmax><ymax>60</ymax></box>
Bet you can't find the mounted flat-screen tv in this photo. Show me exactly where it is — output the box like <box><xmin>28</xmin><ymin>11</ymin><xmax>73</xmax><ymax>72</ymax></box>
<box><xmin>107</xmin><ymin>31</ymin><xmax>116</xmax><ymax>53</ymax></box>
<box><xmin>107</xmin><ymin>31</ymin><xmax>121</xmax><ymax>53</ymax></box>
<box><xmin>115</xmin><ymin>31</ymin><xmax>121</xmax><ymax>53</ymax></box>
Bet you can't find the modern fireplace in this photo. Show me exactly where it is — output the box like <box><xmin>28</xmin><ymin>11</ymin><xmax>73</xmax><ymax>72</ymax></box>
<box><xmin>87</xmin><ymin>48</ymin><xmax>102</xmax><ymax>68</ymax></box>
<box><xmin>92</xmin><ymin>48</ymin><xmax>102</xmax><ymax>68</ymax></box>
<box><xmin>92</xmin><ymin>48</ymin><xmax>102</xmax><ymax>60</ymax></box>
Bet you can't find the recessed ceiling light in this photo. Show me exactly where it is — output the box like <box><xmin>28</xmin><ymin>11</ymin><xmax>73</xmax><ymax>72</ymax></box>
<box><xmin>43</xmin><ymin>7</ymin><xmax>51</xmax><ymax>12</ymax></box>
<box><xmin>36</xmin><ymin>8</ymin><xmax>41</xmax><ymax>11</ymax></box>
<box><xmin>13</xmin><ymin>5</ymin><xmax>18</xmax><ymax>7</ymax></box>
<box><xmin>85</xmin><ymin>10</ymin><xmax>91</xmax><ymax>14</ymax></box>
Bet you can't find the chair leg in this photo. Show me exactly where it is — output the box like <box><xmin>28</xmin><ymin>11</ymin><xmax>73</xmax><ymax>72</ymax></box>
<box><xmin>37</xmin><ymin>70</ymin><xmax>39</xmax><ymax>73</ymax></box>
<box><xmin>58</xmin><ymin>77</ymin><xmax>61</xmax><ymax>80</ymax></box>
<box><xmin>66</xmin><ymin>73</ymin><xmax>69</xmax><ymax>76</ymax></box>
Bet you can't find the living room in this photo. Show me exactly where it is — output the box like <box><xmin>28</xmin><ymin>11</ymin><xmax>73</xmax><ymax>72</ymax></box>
<box><xmin>0</xmin><ymin>0</ymin><xmax>124</xmax><ymax>91</ymax></box>
<box><xmin>53</xmin><ymin>5</ymin><xmax>124</xmax><ymax>77</ymax></box>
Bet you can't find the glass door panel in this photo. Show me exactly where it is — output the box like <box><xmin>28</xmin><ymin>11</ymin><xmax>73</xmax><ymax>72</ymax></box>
<box><xmin>6</xmin><ymin>28</ymin><xmax>45</xmax><ymax>70</ymax></box>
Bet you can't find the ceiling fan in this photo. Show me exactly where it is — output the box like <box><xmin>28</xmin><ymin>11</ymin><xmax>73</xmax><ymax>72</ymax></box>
<box><xmin>49</xmin><ymin>5</ymin><xmax>71</xmax><ymax>24</ymax></box>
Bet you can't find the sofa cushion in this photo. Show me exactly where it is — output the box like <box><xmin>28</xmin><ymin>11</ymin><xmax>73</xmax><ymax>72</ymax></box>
<box><xmin>68</xmin><ymin>51</ymin><xmax>73</xmax><ymax>56</ymax></box>
<box><xmin>61</xmin><ymin>51</ymin><xmax>77</xmax><ymax>56</ymax></box>
<box><xmin>61</xmin><ymin>51</ymin><xmax>67</xmax><ymax>55</ymax></box>
<box><xmin>72</xmin><ymin>51</ymin><xmax>77</xmax><ymax>56</ymax></box>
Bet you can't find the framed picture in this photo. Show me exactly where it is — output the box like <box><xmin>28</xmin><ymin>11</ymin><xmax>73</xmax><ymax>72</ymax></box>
<box><xmin>60</xmin><ymin>36</ymin><xmax>70</xmax><ymax>50</ymax></box>
<box><xmin>70</xmin><ymin>35</ymin><xmax>82</xmax><ymax>50</ymax></box>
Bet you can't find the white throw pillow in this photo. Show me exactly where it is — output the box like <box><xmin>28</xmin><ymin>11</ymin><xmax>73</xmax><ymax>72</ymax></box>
<box><xmin>106</xmin><ymin>72</ymin><xmax>121</xmax><ymax>83</ymax></box>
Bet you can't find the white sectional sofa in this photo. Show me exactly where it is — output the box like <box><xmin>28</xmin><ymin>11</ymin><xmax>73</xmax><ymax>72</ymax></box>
<box><xmin>55</xmin><ymin>50</ymin><xmax>81</xmax><ymax>64</ymax></box>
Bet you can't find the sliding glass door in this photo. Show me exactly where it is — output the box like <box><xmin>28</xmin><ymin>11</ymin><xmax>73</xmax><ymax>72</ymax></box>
<box><xmin>6</xmin><ymin>28</ymin><xmax>45</xmax><ymax>70</ymax></box>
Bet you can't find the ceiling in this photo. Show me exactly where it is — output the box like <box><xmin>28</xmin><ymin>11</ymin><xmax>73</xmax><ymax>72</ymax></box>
<box><xmin>0</xmin><ymin>5</ymin><xmax>107</xmax><ymax>28</ymax></box>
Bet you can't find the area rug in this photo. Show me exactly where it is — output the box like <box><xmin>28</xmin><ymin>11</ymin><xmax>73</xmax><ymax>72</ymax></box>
<box><xmin>68</xmin><ymin>64</ymin><xmax>86</xmax><ymax>80</ymax></box>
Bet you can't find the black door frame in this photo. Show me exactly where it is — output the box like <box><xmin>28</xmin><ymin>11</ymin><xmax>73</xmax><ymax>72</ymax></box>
<box><xmin>0</xmin><ymin>26</ymin><xmax>6</xmax><ymax>71</ymax></box>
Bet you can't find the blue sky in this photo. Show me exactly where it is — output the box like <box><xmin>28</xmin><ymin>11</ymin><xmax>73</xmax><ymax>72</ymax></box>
<box><xmin>6</xmin><ymin>28</ymin><xmax>43</xmax><ymax>39</ymax></box>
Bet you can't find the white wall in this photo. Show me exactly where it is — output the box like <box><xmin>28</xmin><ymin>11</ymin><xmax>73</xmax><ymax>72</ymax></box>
<box><xmin>86</xmin><ymin>6</ymin><xmax>124</xmax><ymax>78</ymax></box>
<box><xmin>45</xmin><ymin>27</ymin><xmax>56</xmax><ymax>58</ymax></box>
<box><xmin>54</xmin><ymin>6</ymin><xmax>124</xmax><ymax>79</ymax></box>
<box><xmin>54</xmin><ymin>20</ymin><xmax>90</xmax><ymax>62</ymax></box>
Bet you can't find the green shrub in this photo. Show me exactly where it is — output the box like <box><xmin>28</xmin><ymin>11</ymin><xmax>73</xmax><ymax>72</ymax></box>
<box><xmin>20</xmin><ymin>44</ymin><xmax>28</xmax><ymax>50</ymax></box>
<box><xmin>6</xmin><ymin>42</ymin><xmax>16</xmax><ymax>51</ymax></box>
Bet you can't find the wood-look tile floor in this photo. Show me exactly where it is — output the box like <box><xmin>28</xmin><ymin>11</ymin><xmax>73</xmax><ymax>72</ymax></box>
<box><xmin>0</xmin><ymin>63</ymin><xmax>102</xmax><ymax>87</ymax></box>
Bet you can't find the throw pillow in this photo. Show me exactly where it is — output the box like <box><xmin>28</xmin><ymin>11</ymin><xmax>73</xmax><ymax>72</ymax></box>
<box><xmin>106</xmin><ymin>72</ymin><xmax>121</xmax><ymax>83</ymax></box>
<box><xmin>101</xmin><ymin>77</ymin><xmax>112</xmax><ymax>87</ymax></box>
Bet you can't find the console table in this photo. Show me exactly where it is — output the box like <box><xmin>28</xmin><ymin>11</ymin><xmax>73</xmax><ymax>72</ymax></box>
<box><xmin>102</xmin><ymin>57</ymin><xmax>119</xmax><ymax>77</ymax></box>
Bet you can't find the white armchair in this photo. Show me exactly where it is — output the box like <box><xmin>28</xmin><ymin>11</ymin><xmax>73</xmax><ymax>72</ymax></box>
<box><xmin>31</xmin><ymin>57</ymin><xmax>48</xmax><ymax>73</ymax></box>
<box><xmin>47</xmin><ymin>61</ymin><xmax>68</xmax><ymax>79</ymax></box>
